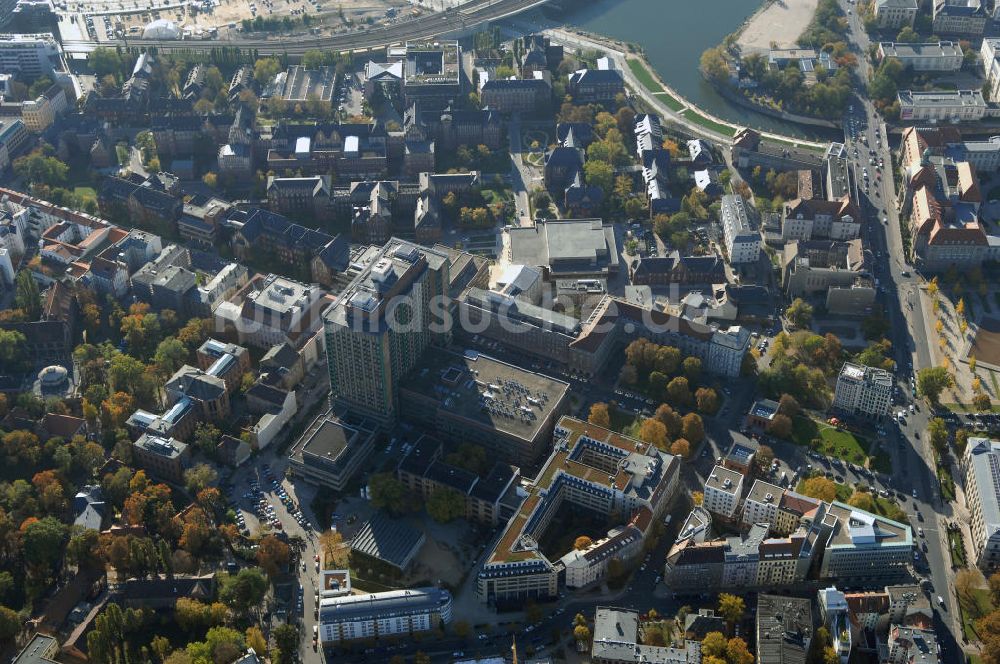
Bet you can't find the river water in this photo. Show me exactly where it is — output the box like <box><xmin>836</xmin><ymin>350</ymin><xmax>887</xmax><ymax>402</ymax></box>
<box><xmin>565</xmin><ymin>0</ymin><xmax>840</xmax><ymax>140</ymax></box>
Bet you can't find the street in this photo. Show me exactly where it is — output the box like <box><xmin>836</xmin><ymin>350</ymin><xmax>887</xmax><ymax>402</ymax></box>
<box><xmin>838</xmin><ymin>0</ymin><xmax>962</xmax><ymax>656</ymax></box>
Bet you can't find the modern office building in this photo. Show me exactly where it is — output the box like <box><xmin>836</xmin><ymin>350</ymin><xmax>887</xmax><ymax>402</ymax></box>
<box><xmin>318</xmin><ymin>587</ymin><xmax>452</xmax><ymax>644</ymax></box>
<box><xmin>962</xmin><ymin>438</ymin><xmax>1000</xmax><ymax>570</ymax></box>
<box><xmin>477</xmin><ymin>417</ymin><xmax>679</xmax><ymax>606</ymax></box>
<box><xmin>398</xmin><ymin>347</ymin><xmax>569</xmax><ymax>466</ymax></box>
<box><xmin>396</xmin><ymin>435</ymin><xmax>520</xmax><ymax>526</ymax></box>
<box><xmin>323</xmin><ymin>239</ymin><xmax>450</xmax><ymax>423</ymax></box>
<box><xmin>832</xmin><ymin>362</ymin><xmax>893</xmax><ymax>419</ymax></box>
<box><xmin>720</xmin><ymin>194</ymin><xmax>760</xmax><ymax>264</ymax></box>
<box><xmin>703</xmin><ymin>465</ymin><xmax>744</xmax><ymax>519</ymax></box>
<box><xmin>288</xmin><ymin>411</ymin><xmax>378</xmax><ymax>491</ymax></box>
<box><xmin>819</xmin><ymin>501</ymin><xmax>913</xmax><ymax>582</ymax></box>
<box><xmin>0</xmin><ymin>32</ymin><xmax>64</xmax><ymax>79</ymax></box>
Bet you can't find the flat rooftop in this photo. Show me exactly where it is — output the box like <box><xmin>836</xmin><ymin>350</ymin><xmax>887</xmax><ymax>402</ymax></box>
<box><xmin>399</xmin><ymin>347</ymin><xmax>569</xmax><ymax>442</ymax></box>
<box><xmin>404</xmin><ymin>40</ymin><xmax>460</xmax><ymax>86</ymax></box>
<box><xmin>825</xmin><ymin>501</ymin><xmax>912</xmax><ymax>549</ymax></box>
<box><xmin>706</xmin><ymin>465</ymin><xmax>743</xmax><ymax>496</ymax></box>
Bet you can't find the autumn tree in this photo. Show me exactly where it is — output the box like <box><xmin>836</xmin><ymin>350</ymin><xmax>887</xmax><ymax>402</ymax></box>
<box><xmin>588</xmin><ymin>402</ymin><xmax>611</xmax><ymax>428</ymax></box>
<box><xmin>670</xmin><ymin>438</ymin><xmax>691</xmax><ymax>458</ymax></box>
<box><xmin>695</xmin><ymin>387</ymin><xmax>719</xmax><ymax>415</ymax></box>
<box><xmin>574</xmin><ymin>536</ymin><xmax>593</xmax><ymax>550</ymax></box>
<box><xmin>639</xmin><ymin>418</ymin><xmax>669</xmax><ymax>449</ymax></box>
<box><xmin>800</xmin><ymin>476</ymin><xmax>838</xmax><ymax>502</ymax></box>
<box><xmin>768</xmin><ymin>413</ymin><xmax>793</xmax><ymax>439</ymax></box>
<box><xmin>681</xmin><ymin>413</ymin><xmax>705</xmax><ymax>442</ymax></box>
<box><xmin>718</xmin><ymin>593</ymin><xmax>745</xmax><ymax>626</ymax></box>
<box><xmin>256</xmin><ymin>535</ymin><xmax>291</xmax><ymax>579</ymax></box>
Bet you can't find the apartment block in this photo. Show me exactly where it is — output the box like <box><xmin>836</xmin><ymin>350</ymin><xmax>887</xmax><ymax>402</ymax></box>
<box><xmin>832</xmin><ymin>362</ymin><xmax>893</xmax><ymax>418</ymax></box>
<box><xmin>703</xmin><ymin>465</ymin><xmax>744</xmax><ymax>519</ymax></box>
<box><xmin>720</xmin><ymin>194</ymin><xmax>761</xmax><ymax>264</ymax></box>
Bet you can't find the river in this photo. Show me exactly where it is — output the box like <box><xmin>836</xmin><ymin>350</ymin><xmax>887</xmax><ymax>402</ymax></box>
<box><xmin>565</xmin><ymin>0</ymin><xmax>841</xmax><ymax>140</ymax></box>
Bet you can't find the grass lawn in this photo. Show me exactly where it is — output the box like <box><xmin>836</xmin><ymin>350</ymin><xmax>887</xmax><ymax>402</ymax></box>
<box><xmin>627</xmin><ymin>59</ymin><xmax>664</xmax><ymax>93</ymax></box>
<box><xmin>73</xmin><ymin>186</ymin><xmax>97</xmax><ymax>205</ymax></box>
<box><xmin>950</xmin><ymin>528</ymin><xmax>968</xmax><ymax>568</ymax></box>
<box><xmin>939</xmin><ymin>464</ymin><xmax>957</xmax><ymax>501</ymax></box>
<box><xmin>680</xmin><ymin>109</ymin><xmax>736</xmax><ymax>137</ymax></box>
<box><xmin>960</xmin><ymin>587</ymin><xmax>993</xmax><ymax>643</ymax></box>
<box><xmin>791</xmin><ymin>416</ymin><xmax>869</xmax><ymax>465</ymax></box>
<box><xmin>609</xmin><ymin>406</ymin><xmax>642</xmax><ymax>439</ymax></box>
<box><xmin>872</xmin><ymin>496</ymin><xmax>907</xmax><ymax>523</ymax></box>
<box><xmin>653</xmin><ymin>91</ymin><xmax>684</xmax><ymax>112</ymax></box>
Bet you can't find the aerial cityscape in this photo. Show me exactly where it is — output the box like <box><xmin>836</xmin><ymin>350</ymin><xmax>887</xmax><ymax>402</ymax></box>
<box><xmin>1</xmin><ymin>0</ymin><xmax>999</xmax><ymax>662</ymax></box>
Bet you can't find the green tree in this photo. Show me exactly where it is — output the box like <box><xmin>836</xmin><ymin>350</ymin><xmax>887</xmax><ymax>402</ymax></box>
<box><xmin>917</xmin><ymin>366</ymin><xmax>954</xmax><ymax>404</ymax></box>
<box><xmin>23</xmin><ymin>516</ymin><xmax>68</xmax><ymax>574</ymax></box>
<box><xmin>153</xmin><ymin>337</ymin><xmax>188</xmax><ymax>377</ymax></box>
<box><xmin>184</xmin><ymin>464</ymin><xmax>218</xmax><ymax>495</ymax></box>
<box><xmin>0</xmin><ymin>605</ymin><xmax>19</xmax><ymax>640</ymax></box>
<box><xmin>584</xmin><ymin>159</ymin><xmax>615</xmax><ymax>196</ymax></box>
<box><xmin>425</xmin><ymin>488</ymin><xmax>466</xmax><ymax>523</ymax></box>
<box><xmin>368</xmin><ymin>473</ymin><xmax>412</xmax><ymax>515</ymax></box>
<box><xmin>253</xmin><ymin>57</ymin><xmax>281</xmax><ymax>84</ymax></box>
<box><xmin>0</xmin><ymin>330</ymin><xmax>28</xmax><ymax>373</ymax></box>
<box><xmin>88</xmin><ymin>47</ymin><xmax>124</xmax><ymax>77</ymax></box>
<box><xmin>218</xmin><ymin>568</ymin><xmax>268</xmax><ymax>610</ymax></box>
<box><xmin>682</xmin><ymin>357</ymin><xmax>702</xmax><ymax>383</ymax></box>
<box><xmin>14</xmin><ymin>271</ymin><xmax>41</xmax><ymax>320</ymax></box>
<box><xmin>700</xmin><ymin>47</ymin><xmax>730</xmax><ymax>83</ymax></box>
<box><xmin>928</xmin><ymin>417</ymin><xmax>949</xmax><ymax>452</ymax></box>
<box><xmin>14</xmin><ymin>150</ymin><xmax>68</xmax><ymax>186</ymax></box>
<box><xmin>786</xmin><ymin>298</ymin><xmax>814</xmax><ymax>329</ymax></box>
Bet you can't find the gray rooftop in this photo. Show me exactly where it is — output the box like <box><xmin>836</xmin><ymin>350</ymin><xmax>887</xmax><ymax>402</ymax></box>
<box><xmin>349</xmin><ymin>512</ymin><xmax>425</xmax><ymax>570</ymax></box>
<box><xmin>757</xmin><ymin>594</ymin><xmax>813</xmax><ymax>664</ymax></box>
<box><xmin>966</xmin><ymin>438</ymin><xmax>1000</xmax><ymax>538</ymax></box>
<box><xmin>11</xmin><ymin>634</ymin><xmax>59</xmax><ymax>664</ymax></box>
<box><xmin>134</xmin><ymin>433</ymin><xmax>188</xmax><ymax>460</ymax></box>
<box><xmin>319</xmin><ymin>587</ymin><xmax>451</xmax><ymax>622</ymax></box>
<box><xmin>507</xmin><ymin>219</ymin><xmax>619</xmax><ymax>275</ymax></box>
<box><xmin>399</xmin><ymin>347</ymin><xmax>570</xmax><ymax>442</ymax></box>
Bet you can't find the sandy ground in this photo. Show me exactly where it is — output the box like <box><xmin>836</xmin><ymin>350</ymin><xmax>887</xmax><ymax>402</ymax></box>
<box><xmin>737</xmin><ymin>0</ymin><xmax>820</xmax><ymax>53</ymax></box>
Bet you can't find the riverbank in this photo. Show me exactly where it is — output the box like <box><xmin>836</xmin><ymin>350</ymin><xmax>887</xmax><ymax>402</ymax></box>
<box><xmin>712</xmin><ymin>79</ymin><xmax>841</xmax><ymax>129</ymax></box>
<box><xmin>736</xmin><ymin>0</ymin><xmax>820</xmax><ymax>52</ymax></box>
